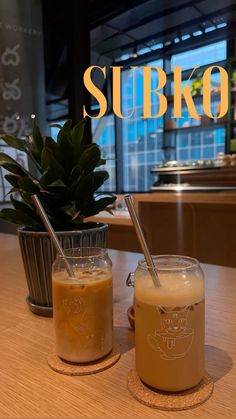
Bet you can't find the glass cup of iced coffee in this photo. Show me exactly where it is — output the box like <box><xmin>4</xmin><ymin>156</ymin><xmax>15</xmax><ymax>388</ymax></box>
<box><xmin>52</xmin><ymin>247</ymin><xmax>113</xmax><ymax>363</ymax></box>
<box><xmin>134</xmin><ymin>255</ymin><xmax>205</xmax><ymax>392</ymax></box>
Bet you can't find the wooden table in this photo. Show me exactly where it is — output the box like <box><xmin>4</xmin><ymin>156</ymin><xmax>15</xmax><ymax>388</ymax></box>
<box><xmin>0</xmin><ymin>233</ymin><xmax>236</xmax><ymax>418</ymax></box>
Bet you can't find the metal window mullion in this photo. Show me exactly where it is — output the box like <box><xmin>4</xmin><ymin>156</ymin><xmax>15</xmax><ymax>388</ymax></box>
<box><xmin>114</xmin><ymin>115</ymin><xmax>123</xmax><ymax>193</ymax></box>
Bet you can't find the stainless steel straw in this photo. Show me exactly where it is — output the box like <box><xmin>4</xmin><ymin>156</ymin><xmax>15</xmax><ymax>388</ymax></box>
<box><xmin>32</xmin><ymin>194</ymin><xmax>74</xmax><ymax>277</ymax></box>
<box><xmin>124</xmin><ymin>194</ymin><xmax>161</xmax><ymax>288</ymax></box>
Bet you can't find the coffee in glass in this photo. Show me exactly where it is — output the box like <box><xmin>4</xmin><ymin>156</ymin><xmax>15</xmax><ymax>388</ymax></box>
<box><xmin>52</xmin><ymin>248</ymin><xmax>113</xmax><ymax>363</ymax></box>
<box><xmin>134</xmin><ymin>255</ymin><xmax>205</xmax><ymax>392</ymax></box>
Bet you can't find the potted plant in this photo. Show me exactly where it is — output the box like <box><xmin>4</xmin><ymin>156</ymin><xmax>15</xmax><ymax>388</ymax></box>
<box><xmin>0</xmin><ymin>118</ymin><xmax>116</xmax><ymax>316</ymax></box>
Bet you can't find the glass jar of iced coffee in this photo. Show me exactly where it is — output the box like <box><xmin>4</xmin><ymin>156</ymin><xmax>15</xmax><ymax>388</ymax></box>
<box><xmin>52</xmin><ymin>248</ymin><xmax>113</xmax><ymax>363</ymax></box>
<box><xmin>134</xmin><ymin>255</ymin><xmax>205</xmax><ymax>392</ymax></box>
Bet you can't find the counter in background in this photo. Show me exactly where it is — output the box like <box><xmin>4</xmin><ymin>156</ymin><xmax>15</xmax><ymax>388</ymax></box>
<box><xmin>87</xmin><ymin>192</ymin><xmax>236</xmax><ymax>267</ymax></box>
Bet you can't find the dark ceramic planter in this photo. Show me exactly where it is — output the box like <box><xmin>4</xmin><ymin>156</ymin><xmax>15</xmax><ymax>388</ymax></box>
<box><xmin>18</xmin><ymin>222</ymin><xmax>108</xmax><ymax>317</ymax></box>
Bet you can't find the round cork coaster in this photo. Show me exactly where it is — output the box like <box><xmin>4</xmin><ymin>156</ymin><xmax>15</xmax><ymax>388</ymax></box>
<box><xmin>47</xmin><ymin>344</ymin><xmax>121</xmax><ymax>376</ymax></box>
<box><xmin>127</xmin><ymin>369</ymin><xmax>214</xmax><ymax>411</ymax></box>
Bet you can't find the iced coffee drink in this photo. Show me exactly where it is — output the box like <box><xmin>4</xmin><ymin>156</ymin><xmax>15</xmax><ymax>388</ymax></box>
<box><xmin>134</xmin><ymin>255</ymin><xmax>205</xmax><ymax>392</ymax></box>
<box><xmin>52</xmin><ymin>248</ymin><xmax>113</xmax><ymax>363</ymax></box>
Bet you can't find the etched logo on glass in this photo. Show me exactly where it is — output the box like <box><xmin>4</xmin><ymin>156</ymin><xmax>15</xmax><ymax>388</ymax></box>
<box><xmin>62</xmin><ymin>297</ymin><xmax>106</xmax><ymax>349</ymax></box>
<box><xmin>62</xmin><ymin>297</ymin><xmax>85</xmax><ymax>315</ymax></box>
<box><xmin>147</xmin><ymin>306</ymin><xmax>194</xmax><ymax>360</ymax></box>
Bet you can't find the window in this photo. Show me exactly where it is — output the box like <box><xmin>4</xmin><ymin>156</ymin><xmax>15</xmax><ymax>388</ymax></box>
<box><xmin>92</xmin><ymin>115</ymin><xmax>116</xmax><ymax>192</ymax></box>
<box><xmin>91</xmin><ymin>41</ymin><xmax>227</xmax><ymax>193</ymax></box>
<box><xmin>122</xmin><ymin>59</ymin><xmax>163</xmax><ymax>191</ymax></box>
<box><xmin>168</xmin><ymin>40</ymin><xmax>227</xmax><ymax>163</ymax></box>
<box><xmin>171</xmin><ymin>40</ymin><xmax>226</xmax><ymax>70</ymax></box>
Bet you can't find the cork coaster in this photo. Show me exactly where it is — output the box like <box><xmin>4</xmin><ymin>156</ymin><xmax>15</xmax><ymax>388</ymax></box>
<box><xmin>127</xmin><ymin>369</ymin><xmax>214</xmax><ymax>411</ymax></box>
<box><xmin>47</xmin><ymin>344</ymin><xmax>121</xmax><ymax>376</ymax></box>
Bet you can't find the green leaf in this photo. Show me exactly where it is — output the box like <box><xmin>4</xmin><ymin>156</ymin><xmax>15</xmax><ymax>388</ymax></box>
<box><xmin>4</xmin><ymin>173</ymin><xmax>20</xmax><ymax>188</ymax></box>
<box><xmin>70</xmin><ymin>144</ymin><xmax>101</xmax><ymax>182</ymax></box>
<box><xmin>105</xmin><ymin>207</ymin><xmax>114</xmax><ymax>215</ymax></box>
<box><xmin>47</xmin><ymin>179</ymin><xmax>68</xmax><ymax>188</ymax></box>
<box><xmin>46</xmin><ymin>179</ymin><xmax>71</xmax><ymax>202</ymax></box>
<box><xmin>40</xmin><ymin>166</ymin><xmax>67</xmax><ymax>190</ymax></box>
<box><xmin>0</xmin><ymin>134</ymin><xmax>26</xmax><ymax>152</ymax></box>
<box><xmin>0</xmin><ymin>133</ymin><xmax>41</xmax><ymax>172</ymax></box>
<box><xmin>74</xmin><ymin>171</ymin><xmax>109</xmax><ymax>202</ymax></box>
<box><xmin>57</xmin><ymin>122</ymin><xmax>74</xmax><ymax>173</ymax></box>
<box><xmin>97</xmin><ymin>158</ymin><xmax>106</xmax><ymax>167</ymax></box>
<box><xmin>41</xmin><ymin>139</ymin><xmax>66</xmax><ymax>180</ymax></box>
<box><xmin>70</xmin><ymin>119</ymin><xmax>86</xmax><ymax>162</ymax></box>
<box><xmin>71</xmin><ymin>119</ymin><xmax>85</xmax><ymax>143</ymax></box>
<box><xmin>0</xmin><ymin>152</ymin><xmax>28</xmax><ymax>177</ymax></box>
<box><xmin>10</xmin><ymin>196</ymin><xmax>39</xmax><ymax>222</ymax></box>
<box><xmin>6</xmin><ymin>187</ymin><xmax>18</xmax><ymax>195</ymax></box>
<box><xmin>0</xmin><ymin>207</ymin><xmax>39</xmax><ymax>227</ymax></box>
<box><xmin>32</xmin><ymin>119</ymin><xmax>44</xmax><ymax>156</ymax></box>
<box><xmin>42</xmin><ymin>136</ymin><xmax>57</xmax><ymax>154</ymax></box>
<box><xmin>82</xmin><ymin>196</ymin><xmax>116</xmax><ymax>217</ymax></box>
<box><xmin>57</xmin><ymin>120</ymin><xmax>72</xmax><ymax>145</ymax></box>
<box><xmin>61</xmin><ymin>119</ymin><xmax>72</xmax><ymax>133</ymax></box>
<box><xmin>39</xmin><ymin>167</ymin><xmax>53</xmax><ymax>189</ymax></box>
<box><xmin>18</xmin><ymin>177</ymin><xmax>39</xmax><ymax>194</ymax></box>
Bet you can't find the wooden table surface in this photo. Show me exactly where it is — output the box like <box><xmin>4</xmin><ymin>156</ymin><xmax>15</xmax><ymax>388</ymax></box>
<box><xmin>0</xmin><ymin>233</ymin><xmax>236</xmax><ymax>418</ymax></box>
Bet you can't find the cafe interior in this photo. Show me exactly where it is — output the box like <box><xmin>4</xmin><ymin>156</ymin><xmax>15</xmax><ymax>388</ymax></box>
<box><xmin>0</xmin><ymin>0</ymin><xmax>236</xmax><ymax>417</ymax></box>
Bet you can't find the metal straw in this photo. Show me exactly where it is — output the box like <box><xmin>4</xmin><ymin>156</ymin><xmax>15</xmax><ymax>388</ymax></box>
<box><xmin>124</xmin><ymin>194</ymin><xmax>161</xmax><ymax>288</ymax></box>
<box><xmin>32</xmin><ymin>194</ymin><xmax>74</xmax><ymax>277</ymax></box>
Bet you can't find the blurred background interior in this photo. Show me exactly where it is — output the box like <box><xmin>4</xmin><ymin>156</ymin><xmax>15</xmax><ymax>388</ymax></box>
<box><xmin>1</xmin><ymin>0</ymin><xmax>236</xmax><ymax>266</ymax></box>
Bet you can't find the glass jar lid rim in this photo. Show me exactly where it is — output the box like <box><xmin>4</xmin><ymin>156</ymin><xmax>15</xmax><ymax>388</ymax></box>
<box><xmin>57</xmin><ymin>247</ymin><xmax>108</xmax><ymax>259</ymax></box>
<box><xmin>138</xmin><ymin>255</ymin><xmax>200</xmax><ymax>271</ymax></box>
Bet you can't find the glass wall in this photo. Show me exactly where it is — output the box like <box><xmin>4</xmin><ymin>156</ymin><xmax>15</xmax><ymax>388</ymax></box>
<box><xmin>168</xmin><ymin>40</ymin><xmax>227</xmax><ymax>161</ymax></box>
<box><xmin>122</xmin><ymin>59</ymin><xmax>163</xmax><ymax>191</ymax></box>
<box><xmin>92</xmin><ymin>114</ymin><xmax>116</xmax><ymax>192</ymax></box>
<box><xmin>91</xmin><ymin>40</ymin><xmax>227</xmax><ymax>192</ymax></box>
<box><xmin>171</xmin><ymin>40</ymin><xmax>226</xmax><ymax>70</ymax></box>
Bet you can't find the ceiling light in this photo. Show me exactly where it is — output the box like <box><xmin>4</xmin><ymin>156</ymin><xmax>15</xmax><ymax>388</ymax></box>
<box><xmin>181</xmin><ymin>34</ymin><xmax>191</xmax><ymax>41</ymax></box>
<box><xmin>217</xmin><ymin>22</ymin><xmax>227</xmax><ymax>28</ymax></box>
<box><xmin>138</xmin><ymin>47</ymin><xmax>151</xmax><ymax>55</ymax></box>
<box><xmin>151</xmin><ymin>43</ymin><xmax>163</xmax><ymax>50</ymax></box>
<box><xmin>120</xmin><ymin>53</ymin><xmax>130</xmax><ymax>61</ymax></box>
<box><xmin>193</xmin><ymin>30</ymin><xmax>203</xmax><ymax>36</ymax></box>
<box><xmin>204</xmin><ymin>26</ymin><xmax>216</xmax><ymax>33</ymax></box>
